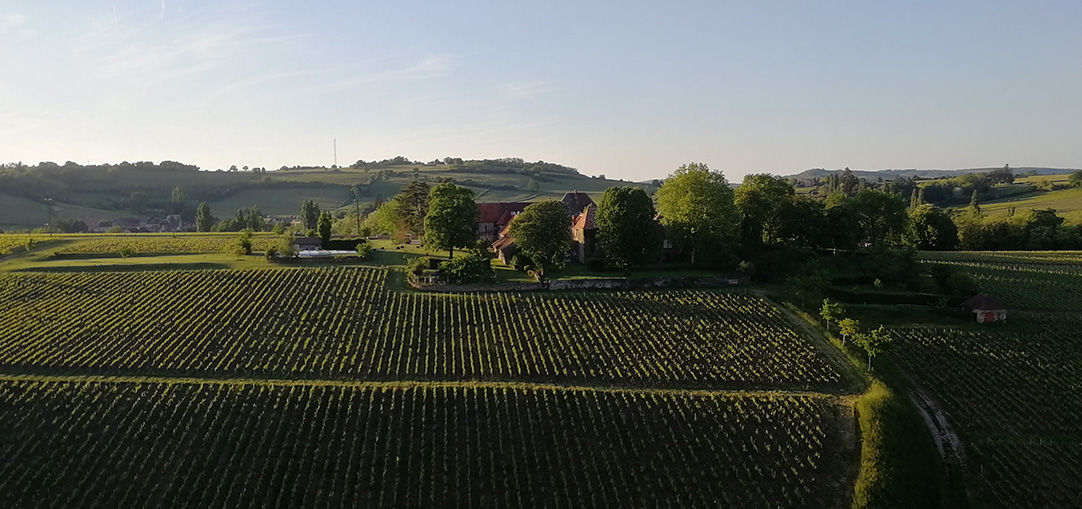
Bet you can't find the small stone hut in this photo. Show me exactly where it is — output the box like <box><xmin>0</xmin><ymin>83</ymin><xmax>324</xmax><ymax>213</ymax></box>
<box><xmin>963</xmin><ymin>293</ymin><xmax>1007</xmax><ymax>324</ymax></box>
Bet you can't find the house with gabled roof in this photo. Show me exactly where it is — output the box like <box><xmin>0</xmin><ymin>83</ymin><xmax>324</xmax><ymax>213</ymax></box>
<box><xmin>569</xmin><ymin>203</ymin><xmax>598</xmax><ymax>263</ymax></box>
<box><xmin>963</xmin><ymin>293</ymin><xmax>1007</xmax><ymax>323</ymax></box>
<box><xmin>476</xmin><ymin>202</ymin><xmax>531</xmax><ymax>242</ymax></box>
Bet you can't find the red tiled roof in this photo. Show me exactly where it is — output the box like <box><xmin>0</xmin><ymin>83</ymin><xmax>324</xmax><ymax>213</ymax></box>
<box><xmin>477</xmin><ymin>202</ymin><xmax>531</xmax><ymax>224</ymax></box>
<box><xmin>572</xmin><ymin>204</ymin><xmax>597</xmax><ymax>231</ymax></box>
<box><xmin>491</xmin><ymin>236</ymin><xmax>515</xmax><ymax>250</ymax></box>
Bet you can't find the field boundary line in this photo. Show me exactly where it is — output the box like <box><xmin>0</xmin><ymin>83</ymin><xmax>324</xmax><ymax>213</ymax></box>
<box><xmin>0</xmin><ymin>372</ymin><xmax>842</xmax><ymax>399</ymax></box>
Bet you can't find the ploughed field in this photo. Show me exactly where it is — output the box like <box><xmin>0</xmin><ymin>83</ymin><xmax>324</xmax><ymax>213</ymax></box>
<box><xmin>0</xmin><ymin>267</ymin><xmax>858</xmax><ymax>508</ymax></box>
<box><xmin>900</xmin><ymin>252</ymin><xmax>1082</xmax><ymax>508</ymax></box>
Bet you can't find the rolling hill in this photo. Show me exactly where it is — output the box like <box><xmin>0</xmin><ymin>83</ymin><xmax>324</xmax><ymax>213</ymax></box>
<box><xmin>786</xmin><ymin>166</ymin><xmax>1078</xmax><ymax>181</ymax></box>
<box><xmin>0</xmin><ymin>159</ymin><xmax>656</xmax><ymax>229</ymax></box>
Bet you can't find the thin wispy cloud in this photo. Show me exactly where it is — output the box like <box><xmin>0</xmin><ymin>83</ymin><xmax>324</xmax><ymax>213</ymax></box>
<box><xmin>0</xmin><ymin>12</ymin><xmax>33</xmax><ymax>36</ymax></box>
<box><xmin>497</xmin><ymin>81</ymin><xmax>549</xmax><ymax>100</ymax></box>
<box><xmin>324</xmin><ymin>54</ymin><xmax>459</xmax><ymax>91</ymax></box>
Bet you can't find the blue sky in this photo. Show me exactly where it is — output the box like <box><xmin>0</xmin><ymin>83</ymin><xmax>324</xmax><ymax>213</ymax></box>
<box><xmin>1</xmin><ymin>1</ymin><xmax>1080</xmax><ymax>181</ymax></box>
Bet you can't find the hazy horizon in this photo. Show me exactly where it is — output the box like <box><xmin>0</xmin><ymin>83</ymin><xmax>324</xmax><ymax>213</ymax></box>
<box><xmin>2</xmin><ymin>1</ymin><xmax>1080</xmax><ymax>181</ymax></box>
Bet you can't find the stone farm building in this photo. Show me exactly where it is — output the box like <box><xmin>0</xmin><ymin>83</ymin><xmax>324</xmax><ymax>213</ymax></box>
<box><xmin>476</xmin><ymin>202</ymin><xmax>531</xmax><ymax>242</ymax></box>
<box><xmin>482</xmin><ymin>192</ymin><xmax>599</xmax><ymax>265</ymax></box>
<box><xmin>292</xmin><ymin>237</ymin><xmax>323</xmax><ymax>252</ymax></box>
<box><xmin>963</xmin><ymin>293</ymin><xmax>1007</xmax><ymax>323</ymax></box>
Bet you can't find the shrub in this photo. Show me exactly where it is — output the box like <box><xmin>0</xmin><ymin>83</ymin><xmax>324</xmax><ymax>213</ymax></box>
<box><xmin>356</xmin><ymin>242</ymin><xmax>371</xmax><ymax>260</ymax></box>
<box><xmin>118</xmin><ymin>246</ymin><xmax>136</xmax><ymax>259</ymax></box>
<box><xmin>943</xmin><ymin>271</ymin><xmax>978</xmax><ymax>297</ymax></box>
<box><xmin>510</xmin><ymin>254</ymin><xmax>532</xmax><ymax>272</ymax></box>
<box><xmin>585</xmin><ymin>257</ymin><xmax>605</xmax><ymax>272</ymax></box>
<box><xmin>276</xmin><ymin>236</ymin><xmax>297</xmax><ymax>259</ymax></box>
<box><xmin>439</xmin><ymin>253</ymin><xmax>495</xmax><ymax>284</ymax></box>
<box><xmin>406</xmin><ymin>256</ymin><xmax>429</xmax><ymax>276</ymax></box>
<box><xmin>236</xmin><ymin>229</ymin><xmax>254</xmax><ymax>255</ymax></box>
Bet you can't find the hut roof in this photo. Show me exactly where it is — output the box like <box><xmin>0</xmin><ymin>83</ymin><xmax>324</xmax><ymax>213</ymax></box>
<box><xmin>964</xmin><ymin>293</ymin><xmax>1006</xmax><ymax>310</ymax></box>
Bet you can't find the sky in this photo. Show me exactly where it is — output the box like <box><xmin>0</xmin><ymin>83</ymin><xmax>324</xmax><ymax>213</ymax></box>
<box><xmin>1</xmin><ymin>1</ymin><xmax>1080</xmax><ymax>182</ymax></box>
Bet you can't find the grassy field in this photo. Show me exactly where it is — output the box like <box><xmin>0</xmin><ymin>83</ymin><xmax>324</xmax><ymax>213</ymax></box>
<box><xmin>208</xmin><ymin>185</ymin><xmax>352</xmax><ymax>216</ymax></box>
<box><xmin>0</xmin><ymin>260</ymin><xmax>874</xmax><ymax>507</ymax></box>
<box><xmin>972</xmin><ymin>185</ymin><xmax>1082</xmax><ymax>220</ymax></box>
<box><xmin>0</xmin><ymin>192</ymin><xmax>124</xmax><ymax>230</ymax></box>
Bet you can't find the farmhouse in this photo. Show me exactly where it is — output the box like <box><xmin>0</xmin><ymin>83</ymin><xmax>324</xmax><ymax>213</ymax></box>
<box><xmin>292</xmin><ymin>237</ymin><xmax>322</xmax><ymax>252</ymax></box>
<box><xmin>963</xmin><ymin>293</ymin><xmax>1007</xmax><ymax>323</ymax></box>
<box><xmin>492</xmin><ymin>223</ymin><xmax>519</xmax><ymax>264</ymax></box>
<box><xmin>561</xmin><ymin>191</ymin><xmax>595</xmax><ymax>217</ymax></box>
<box><xmin>476</xmin><ymin>202</ymin><xmax>531</xmax><ymax>242</ymax></box>
<box><xmin>569</xmin><ymin>203</ymin><xmax>597</xmax><ymax>263</ymax></box>
<box><xmin>484</xmin><ymin>192</ymin><xmax>600</xmax><ymax>265</ymax></box>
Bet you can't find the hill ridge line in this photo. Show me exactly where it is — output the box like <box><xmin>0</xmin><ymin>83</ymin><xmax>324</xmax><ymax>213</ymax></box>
<box><xmin>0</xmin><ymin>372</ymin><xmax>841</xmax><ymax>398</ymax></box>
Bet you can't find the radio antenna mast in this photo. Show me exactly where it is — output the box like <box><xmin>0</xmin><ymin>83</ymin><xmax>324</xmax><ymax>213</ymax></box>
<box><xmin>333</xmin><ymin>138</ymin><xmax>337</xmax><ymax>167</ymax></box>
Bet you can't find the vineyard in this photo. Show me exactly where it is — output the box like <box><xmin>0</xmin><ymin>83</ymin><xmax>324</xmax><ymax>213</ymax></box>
<box><xmin>0</xmin><ymin>380</ymin><xmax>851</xmax><ymax>508</ymax></box>
<box><xmin>0</xmin><ymin>265</ymin><xmax>863</xmax><ymax>507</ymax></box>
<box><xmin>0</xmin><ymin>267</ymin><xmax>854</xmax><ymax>390</ymax></box>
<box><xmin>51</xmin><ymin>234</ymin><xmax>279</xmax><ymax>255</ymax></box>
<box><xmin>891</xmin><ymin>252</ymin><xmax>1082</xmax><ymax>507</ymax></box>
<box><xmin>0</xmin><ymin>233</ymin><xmax>283</xmax><ymax>257</ymax></box>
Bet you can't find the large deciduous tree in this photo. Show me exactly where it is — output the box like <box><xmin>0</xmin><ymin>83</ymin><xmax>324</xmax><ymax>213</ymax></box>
<box><xmin>843</xmin><ymin>190</ymin><xmax>908</xmax><ymax>249</ymax></box>
<box><xmin>423</xmin><ymin>183</ymin><xmax>478</xmax><ymax>259</ymax></box>
<box><xmin>393</xmin><ymin>180</ymin><xmax>432</xmax><ymax>238</ymax></box>
<box><xmin>508</xmin><ymin>200</ymin><xmax>571</xmax><ymax>280</ymax></box>
<box><xmin>654</xmin><ymin>163</ymin><xmax>739</xmax><ymax>266</ymax></box>
<box><xmin>597</xmin><ymin>186</ymin><xmax>660</xmax><ymax>271</ymax></box>
<box><xmin>778</xmin><ymin>196</ymin><xmax>829</xmax><ymax>249</ymax></box>
<box><xmin>904</xmin><ymin>205</ymin><xmax>958</xmax><ymax>250</ymax></box>
<box><xmin>301</xmin><ymin>200</ymin><xmax>321</xmax><ymax>230</ymax></box>
<box><xmin>318</xmin><ymin>211</ymin><xmax>333</xmax><ymax>244</ymax></box>
<box><xmin>734</xmin><ymin>174</ymin><xmax>795</xmax><ymax>247</ymax></box>
<box><xmin>195</xmin><ymin>202</ymin><xmax>214</xmax><ymax>232</ymax></box>
<box><xmin>169</xmin><ymin>185</ymin><xmax>185</xmax><ymax>214</ymax></box>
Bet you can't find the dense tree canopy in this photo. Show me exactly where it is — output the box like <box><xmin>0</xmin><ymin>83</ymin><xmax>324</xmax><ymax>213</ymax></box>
<box><xmin>1070</xmin><ymin>171</ymin><xmax>1082</xmax><ymax>188</ymax></box>
<box><xmin>195</xmin><ymin>202</ymin><xmax>214</xmax><ymax>232</ymax></box>
<box><xmin>597</xmin><ymin>186</ymin><xmax>660</xmax><ymax>271</ymax></box>
<box><xmin>654</xmin><ymin>163</ymin><xmax>739</xmax><ymax>265</ymax></box>
<box><xmin>393</xmin><ymin>181</ymin><xmax>432</xmax><ymax>238</ymax></box>
<box><xmin>318</xmin><ymin>211</ymin><xmax>333</xmax><ymax>244</ymax></box>
<box><xmin>507</xmin><ymin>200</ymin><xmax>571</xmax><ymax>279</ymax></box>
<box><xmin>423</xmin><ymin>183</ymin><xmax>478</xmax><ymax>258</ymax></box>
<box><xmin>734</xmin><ymin>174</ymin><xmax>795</xmax><ymax>247</ymax></box>
<box><xmin>301</xmin><ymin>200</ymin><xmax>321</xmax><ymax>230</ymax></box>
<box><xmin>778</xmin><ymin>196</ymin><xmax>830</xmax><ymax>249</ymax></box>
<box><xmin>904</xmin><ymin>205</ymin><xmax>958</xmax><ymax>251</ymax></box>
<box><xmin>840</xmin><ymin>190</ymin><xmax>908</xmax><ymax>249</ymax></box>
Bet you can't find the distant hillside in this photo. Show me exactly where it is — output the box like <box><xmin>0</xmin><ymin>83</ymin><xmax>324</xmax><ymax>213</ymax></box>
<box><xmin>0</xmin><ymin>158</ymin><xmax>654</xmax><ymax>229</ymax></box>
<box><xmin>786</xmin><ymin>166</ymin><xmax>1078</xmax><ymax>181</ymax></box>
